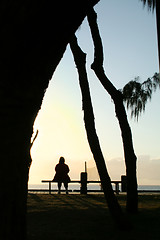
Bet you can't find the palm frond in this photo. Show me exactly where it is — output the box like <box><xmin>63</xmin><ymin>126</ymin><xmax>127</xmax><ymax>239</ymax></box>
<box><xmin>122</xmin><ymin>73</ymin><xmax>160</xmax><ymax>120</ymax></box>
<box><xmin>152</xmin><ymin>72</ymin><xmax>160</xmax><ymax>89</ymax></box>
<box><xmin>140</xmin><ymin>0</ymin><xmax>156</xmax><ymax>11</ymax></box>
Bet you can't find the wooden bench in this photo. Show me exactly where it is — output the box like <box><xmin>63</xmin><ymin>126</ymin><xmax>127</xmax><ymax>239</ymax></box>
<box><xmin>41</xmin><ymin>179</ymin><xmax>122</xmax><ymax>194</ymax></box>
<box><xmin>41</xmin><ymin>180</ymin><xmax>80</xmax><ymax>194</ymax></box>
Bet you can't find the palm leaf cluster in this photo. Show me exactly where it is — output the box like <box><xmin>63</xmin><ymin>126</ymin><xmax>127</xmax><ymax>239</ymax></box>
<box><xmin>121</xmin><ymin>73</ymin><xmax>160</xmax><ymax>120</ymax></box>
<box><xmin>140</xmin><ymin>0</ymin><xmax>156</xmax><ymax>11</ymax></box>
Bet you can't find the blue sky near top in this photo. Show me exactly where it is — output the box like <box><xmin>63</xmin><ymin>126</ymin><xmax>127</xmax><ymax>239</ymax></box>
<box><xmin>29</xmin><ymin>0</ymin><xmax>159</xmax><ymax>185</ymax></box>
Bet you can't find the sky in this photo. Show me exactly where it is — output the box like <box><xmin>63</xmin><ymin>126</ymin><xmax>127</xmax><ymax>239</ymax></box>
<box><xmin>29</xmin><ymin>0</ymin><xmax>159</xmax><ymax>186</ymax></box>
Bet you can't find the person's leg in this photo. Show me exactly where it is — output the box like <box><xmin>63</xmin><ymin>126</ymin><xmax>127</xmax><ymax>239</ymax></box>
<box><xmin>64</xmin><ymin>182</ymin><xmax>68</xmax><ymax>194</ymax></box>
<box><xmin>58</xmin><ymin>182</ymin><xmax>62</xmax><ymax>194</ymax></box>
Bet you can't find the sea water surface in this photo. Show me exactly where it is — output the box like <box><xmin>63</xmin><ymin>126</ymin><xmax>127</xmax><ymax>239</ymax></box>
<box><xmin>28</xmin><ymin>183</ymin><xmax>160</xmax><ymax>192</ymax></box>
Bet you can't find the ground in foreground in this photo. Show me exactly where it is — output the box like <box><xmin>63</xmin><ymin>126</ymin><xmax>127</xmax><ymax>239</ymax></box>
<box><xmin>27</xmin><ymin>194</ymin><xmax>160</xmax><ymax>240</ymax></box>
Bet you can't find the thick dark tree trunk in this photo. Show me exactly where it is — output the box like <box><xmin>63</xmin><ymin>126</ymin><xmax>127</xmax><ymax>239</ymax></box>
<box><xmin>0</xmin><ymin>113</ymin><xmax>33</xmax><ymax>240</ymax></box>
<box><xmin>87</xmin><ymin>8</ymin><xmax>138</xmax><ymax>213</ymax></box>
<box><xmin>0</xmin><ymin>1</ymin><xmax>99</xmax><ymax>239</ymax></box>
<box><xmin>70</xmin><ymin>35</ymin><xmax>131</xmax><ymax>230</ymax></box>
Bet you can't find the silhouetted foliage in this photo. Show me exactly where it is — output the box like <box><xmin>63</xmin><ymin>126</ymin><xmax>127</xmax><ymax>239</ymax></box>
<box><xmin>121</xmin><ymin>73</ymin><xmax>160</xmax><ymax>120</ymax></box>
<box><xmin>140</xmin><ymin>0</ymin><xmax>156</xmax><ymax>11</ymax></box>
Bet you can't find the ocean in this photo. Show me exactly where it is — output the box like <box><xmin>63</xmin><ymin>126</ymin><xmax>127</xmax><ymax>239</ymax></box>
<box><xmin>28</xmin><ymin>183</ymin><xmax>160</xmax><ymax>193</ymax></box>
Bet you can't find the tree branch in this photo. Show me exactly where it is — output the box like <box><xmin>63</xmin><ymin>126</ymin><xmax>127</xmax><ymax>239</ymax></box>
<box><xmin>30</xmin><ymin>129</ymin><xmax>39</xmax><ymax>149</ymax></box>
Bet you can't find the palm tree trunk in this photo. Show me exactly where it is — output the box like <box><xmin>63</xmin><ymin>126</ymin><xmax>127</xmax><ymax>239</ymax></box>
<box><xmin>87</xmin><ymin>8</ymin><xmax>138</xmax><ymax>213</ymax></box>
<box><xmin>70</xmin><ymin>35</ymin><xmax>131</xmax><ymax>229</ymax></box>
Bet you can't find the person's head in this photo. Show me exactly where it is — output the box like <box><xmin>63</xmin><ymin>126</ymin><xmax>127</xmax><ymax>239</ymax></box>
<box><xmin>59</xmin><ymin>157</ymin><xmax>65</xmax><ymax>164</ymax></box>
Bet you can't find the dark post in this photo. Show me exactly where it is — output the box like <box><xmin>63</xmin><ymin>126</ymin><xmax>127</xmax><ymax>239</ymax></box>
<box><xmin>121</xmin><ymin>175</ymin><xmax>127</xmax><ymax>192</ymax></box>
<box><xmin>115</xmin><ymin>183</ymin><xmax>119</xmax><ymax>194</ymax></box>
<box><xmin>80</xmin><ymin>172</ymin><xmax>87</xmax><ymax>194</ymax></box>
<box><xmin>49</xmin><ymin>182</ymin><xmax>51</xmax><ymax>194</ymax></box>
<box><xmin>85</xmin><ymin>161</ymin><xmax>87</xmax><ymax>173</ymax></box>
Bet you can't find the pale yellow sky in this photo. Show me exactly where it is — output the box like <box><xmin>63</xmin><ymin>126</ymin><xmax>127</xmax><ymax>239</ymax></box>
<box><xmin>29</xmin><ymin>0</ymin><xmax>159</xmax><ymax>186</ymax></box>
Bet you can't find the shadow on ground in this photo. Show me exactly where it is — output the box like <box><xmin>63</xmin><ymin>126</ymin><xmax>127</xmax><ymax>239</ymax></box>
<box><xmin>27</xmin><ymin>194</ymin><xmax>160</xmax><ymax>240</ymax></box>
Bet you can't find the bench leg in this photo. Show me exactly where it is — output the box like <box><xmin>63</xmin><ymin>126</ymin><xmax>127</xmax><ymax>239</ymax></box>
<box><xmin>49</xmin><ymin>182</ymin><xmax>51</xmax><ymax>194</ymax></box>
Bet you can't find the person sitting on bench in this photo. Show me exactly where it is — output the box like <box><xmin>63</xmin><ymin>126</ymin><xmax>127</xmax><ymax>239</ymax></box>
<box><xmin>53</xmin><ymin>157</ymin><xmax>71</xmax><ymax>194</ymax></box>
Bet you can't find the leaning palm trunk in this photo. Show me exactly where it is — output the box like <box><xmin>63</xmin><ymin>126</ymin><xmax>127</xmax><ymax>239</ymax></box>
<box><xmin>87</xmin><ymin>8</ymin><xmax>138</xmax><ymax>213</ymax></box>
<box><xmin>70</xmin><ymin>35</ymin><xmax>131</xmax><ymax>229</ymax></box>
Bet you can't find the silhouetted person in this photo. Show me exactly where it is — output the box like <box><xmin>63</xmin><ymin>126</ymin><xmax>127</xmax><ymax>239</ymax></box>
<box><xmin>53</xmin><ymin>157</ymin><xmax>71</xmax><ymax>194</ymax></box>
